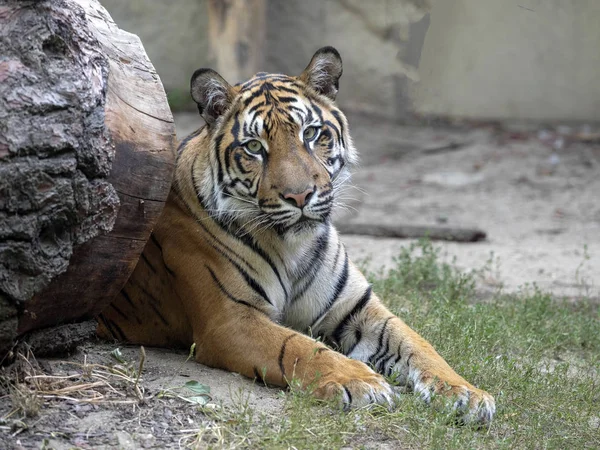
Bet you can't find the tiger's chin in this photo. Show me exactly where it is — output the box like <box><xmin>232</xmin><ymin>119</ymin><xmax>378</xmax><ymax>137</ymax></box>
<box><xmin>273</xmin><ymin>215</ymin><xmax>329</xmax><ymax>237</ymax></box>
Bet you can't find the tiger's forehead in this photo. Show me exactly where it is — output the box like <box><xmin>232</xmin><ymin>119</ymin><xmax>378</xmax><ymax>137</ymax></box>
<box><xmin>238</xmin><ymin>72</ymin><xmax>301</xmax><ymax>92</ymax></box>
<box><xmin>233</xmin><ymin>73</ymin><xmax>321</xmax><ymax>137</ymax></box>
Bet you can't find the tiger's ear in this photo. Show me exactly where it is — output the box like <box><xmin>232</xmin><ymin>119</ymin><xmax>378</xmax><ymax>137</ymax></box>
<box><xmin>190</xmin><ymin>68</ymin><xmax>235</xmax><ymax>125</ymax></box>
<box><xmin>299</xmin><ymin>46</ymin><xmax>343</xmax><ymax>101</ymax></box>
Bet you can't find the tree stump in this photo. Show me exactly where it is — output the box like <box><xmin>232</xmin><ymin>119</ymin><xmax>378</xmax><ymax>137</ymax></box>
<box><xmin>0</xmin><ymin>0</ymin><xmax>176</xmax><ymax>357</ymax></box>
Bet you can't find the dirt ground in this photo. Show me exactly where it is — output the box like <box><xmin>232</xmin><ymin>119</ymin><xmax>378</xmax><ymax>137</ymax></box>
<box><xmin>175</xmin><ymin>112</ymin><xmax>600</xmax><ymax>299</ymax></box>
<box><xmin>2</xmin><ymin>114</ymin><xmax>599</xmax><ymax>449</ymax></box>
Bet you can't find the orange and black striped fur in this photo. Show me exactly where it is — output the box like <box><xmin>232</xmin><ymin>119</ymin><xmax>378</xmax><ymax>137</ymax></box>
<box><xmin>98</xmin><ymin>47</ymin><xmax>495</xmax><ymax>423</ymax></box>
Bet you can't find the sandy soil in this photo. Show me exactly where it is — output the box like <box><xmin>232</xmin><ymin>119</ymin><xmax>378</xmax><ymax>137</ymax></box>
<box><xmin>176</xmin><ymin>112</ymin><xmax>600</xmax><ymax>299</ymax></box>
<box><xmin>340</xmin><ymin>116</ymin><xmax>600</xmax><ymax>300</ymax></box>
<box><xmin>2</xmin><ymin>114</ymin><xmax>598</xmax><ymax>449</ymax></box>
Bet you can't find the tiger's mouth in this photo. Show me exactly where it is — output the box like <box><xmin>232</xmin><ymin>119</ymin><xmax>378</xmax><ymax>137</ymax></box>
<box><xmin>268</xmin><ymin>208</ymin><xmax>331</xmax><ymax>235</ymax></box>
<box><xmin>296</xmin><ymin>215</ymin><xmax>315</xmax><ymax>224</ymax></box>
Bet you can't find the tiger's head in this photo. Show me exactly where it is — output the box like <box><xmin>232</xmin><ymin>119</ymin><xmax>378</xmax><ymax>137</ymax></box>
<box><xmin>190</xmin><ymin>47</ymin><xmax>357</xmax><ymax>235</ymax></box>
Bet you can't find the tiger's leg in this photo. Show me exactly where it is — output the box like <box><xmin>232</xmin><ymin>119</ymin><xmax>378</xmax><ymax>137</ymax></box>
<box><xmin>324</xmin><ymin>288</ymin><xmax>496</xmax><ymax>424</ymax></box>
<box><xmin>192</xmin><ymin>302</ymin><xmax>395</xmax><ymax>409</ymax></box>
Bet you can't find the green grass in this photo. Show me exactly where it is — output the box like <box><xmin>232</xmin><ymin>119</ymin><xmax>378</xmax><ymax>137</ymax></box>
<box><xmin>186</xmin><ymin>240</ymin><xmax>600</xmax><ymax>449</ymax></box>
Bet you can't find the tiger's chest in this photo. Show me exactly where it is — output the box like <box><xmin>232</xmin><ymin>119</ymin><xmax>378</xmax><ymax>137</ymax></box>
<box><xmin>265</xmin><ymin>225</ymin><xmax>348</xmax><ymax>332</ymax></box>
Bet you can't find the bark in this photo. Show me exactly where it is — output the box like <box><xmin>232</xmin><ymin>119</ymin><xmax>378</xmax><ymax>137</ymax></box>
<box><xmin>0</xmin><ymin>0</ymin><xmax>176</xmax><ymax>357</ymax></box>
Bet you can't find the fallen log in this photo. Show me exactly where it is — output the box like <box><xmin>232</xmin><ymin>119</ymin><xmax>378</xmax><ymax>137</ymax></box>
<box><xmin>0</xmin><ymin>0</ymin><xmax>176</xmax><ymax>357</ymax></box>
<box><xmin>335</xmin><ymin>222</ymin><xmax>487</xmax><ymax>242</ymax></box>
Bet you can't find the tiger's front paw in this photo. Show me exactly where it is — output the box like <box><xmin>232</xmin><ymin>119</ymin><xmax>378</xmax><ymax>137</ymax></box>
<box><xmin>413</xmin><ymin>373</ymin><xmax>496</xmax><ymax>424</ymax></box>
<box><xmin>311</xmin><ymin>358</ymin><xmax>395</xmax><ymax>409</ymax></box>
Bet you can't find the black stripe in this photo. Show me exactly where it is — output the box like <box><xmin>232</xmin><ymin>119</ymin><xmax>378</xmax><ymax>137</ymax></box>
<box><xmin>260</xmin><ymin>203</ymin><xmax>285</xmax><ymax>210</ymax></box>
<box><xmin>149</xmin><ymin>233</ymin><xmax>176</xmax><ymax>276</ymax></box>
<box><xmin>206</xmin><ymin>265</ymin><xmax>266</xmax><ymax>314</ymax></box>
<box><xmin>345</xmin><ymin>328</ymin><xmax>362</xmax><ymax>355</ymax></box>
<box><xmin>378</xmin><ymin>352</ymin><xmax>397</xmax><ymax>376</ymax></box>
<box><xmin>278</xmin><ymin>334</ymin><xmax>297</xmax><ymax>378</ymax></box>
<box><xmin>217</xmin><ymin>221</ymin><xmax>289</xmax><ymax>302</ymax></box>
<box><xmin>196</xmin><ymin>218</ymin><xmax>260</xmax><ymax>276</ymax></box>
<box><xmin>119</xmin><ymin>289</ymin><xmax>142</xmax><ymax>324</ymax></box>
<box><xmin>292</xmin><ymin>228</ymin><xmax>330</xmax><ymax>301</ymax></box>
<box><xmin>242</xmin><ymin>91</ymin><xmax>266</xmax><ymax>109</ymax></box>
<box><xmin>247</xmin><ymin>101</ymin><xmax>266</xmax><ymax>116</ymax></box>
<box><xmin>275</xmin><ymin>96</ymin><xmax>299</xmax><ymax>104</ymax></box>
<box><xmin>107</xmin><ymin>318</ymin><xmax>126</xmax><ymax>341</ymax></box>
<box><xmin>110</xmin><ymin>303</ymin><xmax>128</xmax><ymax>321</ymax></box>
<box><xmin>189</xmin><ymin>152</ymin><xmax>206</xmax><ymax>204</ymax></box>
<box><xmin>150</xmin><ymin>234</ymin><xmax>163</xmax><ymax>253</ymax></box>
<box><xmin>311</xmin><ymin>205</ymin><xmax>332</xmax><ymax>214</ymax></box>
<box><xmin>193</xmin><ymin>221</ymin><xmax>272</xmax><ymax>305</ymax></box>
<box><xmin>176</xmin><ymin>180</ymin><xmax>289</xmax><ymax>303</ymax></box>
<box><xmin>274</xmin><ymin>85</ymin><xmax>302</xmax><ymax>95</ymax></box>
<box><xmin>369</xmin><ymin>317</ymin><xmax>393</xmax><ymax>365</ymax></box>
<box><xmin>120</xmin><ymin>289</ymin><xmax>135</xmax><ymax>308</ymax></box>
<box><xmin>234</xmin><ymin>153</ymin><xmax>250</xmax><ymax>174</ymax></box>
<box><xmin>177</xmin><ymin>127</ymin><xmax>204</xmax><ymax>154</ymax></box>
<box><xmin>406</xmin><ymin>352</ymin><xmax>414</xmax><ymax>367</ymax></box>
<box><xmin>374</xmin><ymin>332</ymin><xmax>393</xmax><ymax>372</ymax></box>
<box><xmin>288</xmin><ymin>105</ymin><xmax>306</xmax><ymax>115</ymax></box>
<box><xmin>343</xmin><ymin>386</ymin><xmax>352</xmax><ymax>407</ymax></box>
<box><xmin>209</xmin><ymin>240</ymin><xmax>272</xmax><ymax>305</ymax></box>
<box><xmin>149</xmin><ymin>302</ymin><xmax>170</xmax><ymax>327</ymax></box>
<box><xmin>130</xmin><ymin>278</ymin><xmax>162</xmax><ymax>307</ymax></box>
<box><xmin>330</xmin><ymin>110</ymin><xmax>346</xmax><ymax>147</ymax></box>
<box><xmin>332</xmin><ymin>286</ymin><xmax>373</xmax><ymax>347</ymax></box>
<box><xmin>163</xmin><ymin>261</ymin><xmax>176</xmax><ymax>277</ymax></box>
<box><xmin>98</xmin><ymin>315</ymin><xmax>126</xmax><ymax>341</ymax></box>
<box><xmin>311</xmin><ymin>103</ymin><xmax>323</xmax><ymax>121</ymax></box>
<box><xmin>310</xmin><ymin>251</ymin><xmax>349</xmax><ymax>328</ymax></box>
<box><xmin>141</xmin><ymin>252</ymin><xmax>156</xmax><ymax>274</ymax></box>
<box><xmin>242</xmin><ymin>75</ymin><xmax>298</xmax><ymax>90</ymax></box>
<box><xmin>318</xmin><ymin>188</ymin><xmax>333</xmax><ymax>199</ymax></box>
<box><xmin>267</xmin><ymin>211</ymin><xmax>293</xmax><ymax>220</ymax></box>
<box><xmin>312</xmin><ymin>198</ymin><xmax>332</xmax><ymax>209</ymax></box>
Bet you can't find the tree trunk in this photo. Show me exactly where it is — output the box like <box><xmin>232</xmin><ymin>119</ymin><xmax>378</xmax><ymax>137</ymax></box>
<box><xmin>0</xmin><ymin>0</ymin><xmax>176</xmax><ymax>357</ymax></box>
<box><xmin>207</xmin><ymin>0</ymin><xmax>266</xmax><ymax>83</ymax></box>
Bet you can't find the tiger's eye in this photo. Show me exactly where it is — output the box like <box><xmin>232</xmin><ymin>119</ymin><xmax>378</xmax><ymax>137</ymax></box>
<box><xmin>303</xmin><ymin>126</ymin><xmax>318</xmax><ymax>140</ymax></box>
<box><xmin>246</xmin><ymin>140</ymin><xmax>263</xmax><ymax>154</ymax></box>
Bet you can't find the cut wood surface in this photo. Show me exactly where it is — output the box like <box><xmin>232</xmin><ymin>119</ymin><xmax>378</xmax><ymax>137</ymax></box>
<box><xmin>335</xmin><ymin>222</ymin><xmax>487</xmax><ymax>242</ymax></box>
<box><xmin>0</xmin><ymin>0</ymin><xmax>175</xmax><ymax>353</ymax></box>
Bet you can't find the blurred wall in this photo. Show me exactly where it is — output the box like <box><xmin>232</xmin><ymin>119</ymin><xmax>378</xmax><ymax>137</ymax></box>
<box><xmin>102</xmin><ymin>0</ymin><xmax>600</xmax><ymax>122</ymax></box>
<box><xmin>414</xmin><ymin>0</ymin><xmax>600</xmax><ymax>122</ymax></box>
<box><xmin>101</xmin><ymin>0</ymin><xmax>430</xmax><ymax>119</ymax></box>
<box><xmin>263</xmin><ymin>0</ymin><xmax>430</xmax><ymax>119</ymax></box>
<box><xmin>100</xmin><ymin>0</ymin><xmax>211</xmax><ymax>100</ymax></box>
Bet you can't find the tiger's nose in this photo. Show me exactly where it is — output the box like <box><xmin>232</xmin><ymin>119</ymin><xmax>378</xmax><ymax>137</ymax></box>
<box><xmin>281</xmin><ymin>187</ymin><xmax>315</xmax><ymax>208</ymax></box>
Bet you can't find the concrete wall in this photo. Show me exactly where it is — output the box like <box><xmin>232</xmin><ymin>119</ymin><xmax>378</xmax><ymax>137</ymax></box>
<box><xmin>101</xmin><ymin>0</ymin><xmax>430</xmax><ymax>119</ymax></box>
<box><xmin>102</xmin><ymin>0</ymin><xmax>600</xmax><ymax>122</ymax></box>
<box><xmin>414</xmin><ymin>0</ymin><xmax>600</xmax><ymax>122</ymax></box>
<box><xmin>263</xmin><ymin>0</ymin><xmax>430</xmax><ymax>119</ymax></box>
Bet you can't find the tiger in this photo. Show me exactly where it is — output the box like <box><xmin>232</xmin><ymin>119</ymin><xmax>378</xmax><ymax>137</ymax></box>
<box><xmin>97</xmin><ymin>46</ymin><xmax>495</xmax><ymax>424</ymax></box>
